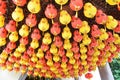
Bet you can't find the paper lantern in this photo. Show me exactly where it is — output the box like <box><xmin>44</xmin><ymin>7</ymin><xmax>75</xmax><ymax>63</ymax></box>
<box><xmin>0</xmin><ymin>0</ymin><xmax>120</xmax><ymax>78</ymax></box>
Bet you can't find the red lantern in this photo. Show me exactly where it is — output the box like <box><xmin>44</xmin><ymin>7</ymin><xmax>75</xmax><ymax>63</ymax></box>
<box><xmin>15</xmin><ymin>57</ymin><xmax>21</xmax><ymax>63</ymax></box>
<box><xmin>116</xmin><ymin>44</ymin><xmax>120</xmax><ymax>53</ymax></box>
<box><xmin>76</xmin><ymin>60</ymin><xmax>81</xmax><ymax>65</ymax></box>
<box><xmin>114</xmin><ymin>21</ymin><xmax>120</xmax><ymax>33</ymax></box>
<box><xmin>67</xmin><ymin>63</ymin><xmax>73</xmax><ymax>70</ymax></box>
<box><xmin>117</xmin><ymin>2</ymin><xmax>120</xmax><ymax>11</ymax></box>
<box><xmin>106</xmin><ymin>32</ymin><xmax>115</xmax><ymax>43</ymax></box>
<box><xmin>91</xmin><ymin>24</ymin><xmax>101</xmax><ymax>38</ymax></box>
<box><xmin>27</xmin><ymin>47</ymin><xmax>34</xmax><ymax>56</ymax></box>
<box><xmin>0</xmin><ymin>27</ymin><xmax>8</xmax><ymax>38</ymax></box>
<box><xmin>69</xmin><ymin>69</ymin><xmax>74</xmax><ymax>75</ymax></box>
<box><xmin>95</xmin><ymin>10</ymin><xmax>108</xmax><ymax>24</ymax></box>
<box><xmin>0</xmin><ymin>0</ymin><xmax>6</xmax><ymax>15</ymax></box>
<box><xmin>22</xmin><ymin>52</ymin><xmax>29</xmax><ymax>60</ymax></box>
<box><xmin>73</xmin><ymin>30</ymin><xmax>83</xmax><ymax>42</ymax></box>
<box><xmin>103</xmin><ymin>42</ymin><xmax>110</xmax><ymax>51</ymax></box>
<box><xmin>54</xmin><ymin>36</ymin><xmax>63</xmax><ymax>47</ymax></box>
<box><xmin>3</xmin><ymin>47</ymin><xmax>12</xmax><ymax>54</ymax></box>
<box><xmin>41</xmin><ymin>43</ymin><xmax>49</xmax><ymax>52</ymax></box>
<box><xmin>8</xmin><ymin>55</ymin><xmax>16</xmax><ymax>63</ymax></box>
<box><xmin>89</xmin><ymin>37</ymin><xmax>98</xmax><ymax>47</ymax></box>
<box><xmin>13</xmin><ymin>67</ymin><xmax>20</xmax><ymax>72</ymax></box>
<box><xmin>5</xmin><ymin>20</ymin><xmax>16</xmax><ymax>32</ymax></box>
<box><xmin>12</xmin><ymin>0</ymin><xmax>27</xmax><ymax>6</ymax></box>
<box><xmin>39</xmin><ymin>58</ymin><xmax>46</xmax><ymax>65</ymax></box>
<box><xmin>45</xmin><ymin>50</ymin><xmax>52</xmax><ymax>60</ymax></box>
<box><xmin>62</xmin><ymin>55</ymin><xmax>68</xmax><ymax>63</ymax></box>
<box><xmin>70</xmin><ymin>0</ymin><xmax>83</xmax><ymax>17</ymax></box>
<box><xmin>71</xmin><ymin>41</ymin><xmax>79</xmax><ymax>53</ymax></box>
<box><xmin>25</xmin><ymin>13</ymin><xmax>37</xmax><ymax>27</ymax></box>
<box><xmin>87</xmin><ymin>56</ymin><xmax>93</xmax><ymax>62</ymax></box>
<box><xmin>85</xmin><ymin>73</ymin><xmax>93</xmax><ymax>80</ymax></box>
<box><xmin>54</xmin><ymin>62</ymin><xmax>60</xmax><ymax>68</ymax></box>
<box><xmin>43</xmin><ymin>64</ymin><xmax>50</xmax><ymax>70</ymax></box>
<box><xmin>108</xmin><ymin>57</ymin><xmax>113</xmax><ymax>63</ymax></box>
<box><xmin>31</xmin><ymin>28</ymin><xmax>41</xmax><ymax>40</ymax></box>
<box><xmin>58</xmin><ymin>46</ymin><xmax>65</xmax><ymax>57</ymax></box>
<box><xmin>45</xmin><ymin>4</ymin><xmax>57</xmax><ymax>20</ymax></box>
<box><xmin>27</xmin><ymin>70</ymin><xmax>33</xmax><ymax>76</ymax></box>
<box><xmin>20</xmin><ymin>37</ymin><xmax>29</xmax><ymax>45</ymax></box>
<box><xmin>74</xmin><ymin>53</ymin><xmax>80</xmax><ymax>60</ymax></box>
<box><xmin>7</xmin><ymin>41</ymin><xmax>16</xmax><ymax>50</ymax></box>
<box><xmin>87</xmin><ymin>46</ymin><xmax>94</xmax><ymax>56</ymax></box>
<box><xmin>29</xmin><ymin>60</ymin><xmax>36</xmax><ymax>67</ymax></box>
<box><xmin>71</xmin><ymin>16</ymin><xmax>82</xmax><ymax>29</ymax></box>
<box><xmin>50</xmin><ymin>22</ymin><xmax>61</xmax><ymax>36</ymax></box>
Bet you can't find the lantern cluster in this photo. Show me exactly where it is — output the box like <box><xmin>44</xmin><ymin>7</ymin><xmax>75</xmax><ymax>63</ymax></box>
<box><xmin>0</xmin><ymin>0</ymin><xmax>120</xmax><ymax>78</ymax></box>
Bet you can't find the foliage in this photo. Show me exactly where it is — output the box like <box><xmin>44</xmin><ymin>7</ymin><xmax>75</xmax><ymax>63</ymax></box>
<box><xmin>110</xmin><ymin>57</ymin><xmax>120</xmax><ymax>80</ymax></box>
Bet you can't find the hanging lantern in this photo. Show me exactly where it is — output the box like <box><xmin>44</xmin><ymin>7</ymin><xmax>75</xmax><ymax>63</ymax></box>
<box><xmin>55</xmin><ymin>0</ymin><xmax>68</xmax><ymax>10</ymax></box>
<box><xmin>83</xmin><ymin>2</ymin><xmax>97</xmax><ymax>18</ymax></box>
<box><xmin>12</xmin><ymin>0</ymin><xmax>27</xmax><ymax>6</ymax></box>
<box><xmin>85</xmin><ymin>73</ymin><xmax>93</xmax><ymax>80</ymax></box>
<box><xmin>69</xmin><ymin>0</ymin><xmax>83</xmax><ymax>17</ymax></box>
<box><xmin>27</xmin><ymin>0</ymin><xmax>41</xmax><ymax>13</ymax></box>
<box><xmin>0</xmin><ymin>0</ymin><xmax>120</xmax><ymax>78</ymax></box>
<box><xmin>0</xmin><ymin>0</ymin><xmax>6</xmax><ymax>15</ymax></box>
<box><xmin>45</xmin><ymin>4</ymin><xmax>57</xmax><ymax>23</ymax></box>
<box><xmin>12</xmin><ymin>6</ymin><xmax>24</xmax><ymax>22</ymax></box>
<box><xmin>25</xmin><ymin>13</ymin><xmax>37</xmax><ymax>28</ymax></box>
<box><xmin>5</xmin><ymin>20</ymin><xmax>16</xmax><ymax>32</ymax></box>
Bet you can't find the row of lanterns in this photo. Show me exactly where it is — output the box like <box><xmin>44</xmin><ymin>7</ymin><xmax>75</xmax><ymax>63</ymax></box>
<box><xmin>0</xmin><ymin>0</ymin><xmax>120</xmax><ymax>79</ymax></box>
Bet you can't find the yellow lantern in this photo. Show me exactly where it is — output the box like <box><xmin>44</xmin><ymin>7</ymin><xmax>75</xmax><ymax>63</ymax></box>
<box><xmin>12</xmin><ymin>7</ymin><xmax>24</xmax><ymax>22</ymax></box>
<box><xmin>38</xmin><ymin>18</ymin><xmax>49</xmax><ymax>32</ymax></box>
<box><xmin>84</xmin><ymin>2</ymin><xmax>97</xmax><ymax>18</ymax></box>
<box><xmin>66</xmin><ymin>49</ymin><xmax>73</xmax><ymax>58</ymax></box>
<box><xmin>0</xmin><ymin>38</ymin><xmax>6</xmax><ymax>46</ymax></box>
<box><xmin>50</xmin><ymin>44</ymin><xmax>58</xmax><ymax>55</ymax></box>
<box><xmin>79</xmin><ymin>21</ymin><xmax>90</xmax><ymax>34</ymax></box>
<box><xmin>36</xmin><ymin>48</ymin><xmax>44</xmax><ymax>58</ymax></box>
<box><xmin>55</xmin><ymin>0</ymin><xmax>69</xmax><ymax>9</ymax></box>
<box><xmin>42</xmin><ymin>32</ymin><xmax>52</xmax><ymax>45</ymax></box>
<box><xmin>19</xmin><ymin>24</ymin><xmax>29</xmax><ymax>37</ymax></box>
<box><xmin>62</xmin><ymin>26</ymin><xmax>72</xmax><ymax>39</ymax></box>
<box><xmin>27</xmin><ymin>0</ymin><xmax>41</xmax><ymax>13</ymax></box>
<box><xmin>60</xmin><ymin>10</ymin><xmax>71</xmax><ymax>25</ymax></box>
<box><xmin>0</xmin><ymin>15</ymin><xmax>5</xmax><ymax>27</ymax></box>
<box><xmin>63</xmin><ymin>39</ymin><xmax>72</xmax><ymax>50</ymax></box>
<box><xmin>106</xmin><ymin>16</ymin><xmax>118</xmax><ymax>29</ymax></box>
<box><xmin>30</xmin><ymin>39</ymin><xmax>39</xmax><ymax>49</ymax></box>
<box><xmin>9</xmin><ymin>31</ymin><xmax>18</xmax><ymax>42</ymax></box>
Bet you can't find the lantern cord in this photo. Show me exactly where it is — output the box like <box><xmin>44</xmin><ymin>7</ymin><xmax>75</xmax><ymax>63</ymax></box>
<box><xmin>117</xmin><ymin>2</ymin><xmax>120</xmax><ymax>10</ymax></box>
<box><xmin>113</xmin><ymin>31</ymin><xmax>115</xmax><ymax>35</ymax></box>
<box><xmin>60</xmin><ymin>5</ymin><xmax>63</xmax><ymax>10</ymax></box>
<box><xmin>42</xmin><ymin>32</ymin><xmax>44</xmax><ymax>36</ymax></box>
<box><xmin>29</xmin><ymin>28</ymin><xmax>31</xmax><ymax>32</ymax></box>
<box><xmin>75</xmin><ymin>11</ymin><xmax>78</xmax><ymax>18</ymax></box>
<box><xmin>7</xmin><ymin>32</ymin><xmax>10</xmax><ymax>38</ymax></box>
<box><xmin>16</xmin><ymin>22</ymin><xmax>18</xmax><ymax>27</ymax></box>
<box><xmin>103</xmin><ymin>24</ymin><xmax>106</xmax><ymax>31</ymax></box>
<box><xmin>51</xmin><ymin>19</ymin><xmax>54</xmax><ymax>24</ymax></box>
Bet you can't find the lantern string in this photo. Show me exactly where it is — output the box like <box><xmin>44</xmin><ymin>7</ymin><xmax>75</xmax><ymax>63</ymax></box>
<box><xmin>75</xmin><ymin>11</ymin><xmax>78</xmax><ymax>18</ymax></box>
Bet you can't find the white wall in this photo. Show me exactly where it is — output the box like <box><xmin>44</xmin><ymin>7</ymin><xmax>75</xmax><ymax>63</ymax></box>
<box><xmin>0</xmin><ymin>69</ymin><xmax>21</xmax><ymax>80</ymax></box>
